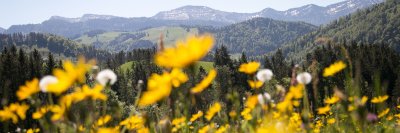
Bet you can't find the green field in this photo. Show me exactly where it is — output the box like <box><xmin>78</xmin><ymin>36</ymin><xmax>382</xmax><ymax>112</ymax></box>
<box><xmin>118</xmin><ymin>61</ymin><xmax>213</xmax><ymax>74</ymax></box>
<box><xmin>119</xmin><ymin>61</ymin><xmax>135</xmax><ymax>72</ymax></box>
<box><xmin>74</xmin><ymin>26</ymin><xmax>199</xmax><ymax>49</ymax></box>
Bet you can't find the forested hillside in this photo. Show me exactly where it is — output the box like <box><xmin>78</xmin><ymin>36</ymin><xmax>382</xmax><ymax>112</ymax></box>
<box><xmin>0</xmin><ymin>33</ymin><xmax>111</xmax><ymax>60</ymax></box>
<box><xmin>281</xmin><ymin>0</ymin><xmax>400</xmax><ymax>61</ymax></box>
<box><xmin>200</xmin><ymin>18</ymin><xmax>317</xmax><ymax>56</ymax></box>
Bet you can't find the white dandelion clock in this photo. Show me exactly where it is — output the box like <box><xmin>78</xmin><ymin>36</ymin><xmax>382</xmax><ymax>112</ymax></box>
<box><xmin>96</xmin><ymin>69</ymin><xmax>117</xmax><ymax>86</ymax></box>
<box><xmin>39</xmin><ymin>76</ymin><xmax>58</xmax><ymax>92</ymax></box>
<box><xmin>256</xmin><ymin>69</ymin><xmax>273</xmax><ymax>82</ymax></box>
<box><xmin>296</xmin><ymin>72</ymin><xmax>312</xmax><ymax>84</ymax></box>
<box><xmin>257</xmin><ymin>93</ymin><xmax>271</xmax><ymax>105</ymax></box>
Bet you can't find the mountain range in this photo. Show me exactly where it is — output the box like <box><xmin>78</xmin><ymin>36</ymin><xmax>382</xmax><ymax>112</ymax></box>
<box><xmin>4</xmin><ymin>0</ymin><xmax>383</xmax><ymax>38</ymax></box>
<box><xmin>154</xmin><ymin>0</ymin><xmax>384</xmax><ymax>25</ymax></box>
<box><xmin>281</xmin><ymin>0</ymin><xmax>399</xmax><ymax>61</ymax></box>
<box><xmin>0</xmin><ymin>27</ymin><xmax>4</xmax><ymax>33</ymax></box>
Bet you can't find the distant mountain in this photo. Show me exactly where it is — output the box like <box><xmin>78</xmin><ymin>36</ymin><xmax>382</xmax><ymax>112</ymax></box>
<box><xmin>0</xmin><ymin>27</ymin><xmax>4</xmax><ymax>33</ymax></box>
<box><xmin>152</xmin><ymin>6</ymin><xmax>254</xmax><ymax>23</ymax></box>
<box><xmin>200</xmin><ymin>18</ymin><xmax>317</xmax><ymax>56</ymax></box>
<box><xmin>5</xmin><ymin>16</ymin><xmax>227</xmax><ymax>38</ymax></box>
<box><xmin>152</xmin><ymin>0</ymin><xmax>384</xmax><ymax>25</ymax></box>
<box><xmin>4</xmin><ymin>0</ymin><xmax>382</xmax><ymax>38</ymax></box>
<box><xmin>49</xmin><ymin>14</ymin><xmax>119</xmax><ymax>23</ymax></box>
<box><xmin>281</xmin><ymin>0</ymin><xmax>400</xmax><ymax>61</ymax></box>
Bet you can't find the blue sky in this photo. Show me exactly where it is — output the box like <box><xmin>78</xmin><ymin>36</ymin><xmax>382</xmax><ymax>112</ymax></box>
<box><xmin>0</xmin><ymin>0</ymin><xmax>345</xmax><ymax>28</ymax></box>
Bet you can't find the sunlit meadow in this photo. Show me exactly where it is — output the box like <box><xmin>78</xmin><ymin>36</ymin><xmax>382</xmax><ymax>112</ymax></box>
<box><xmin>1</xmin><ymin>34</ymin><xmax>399</xmax><ymax>133</ymax></box>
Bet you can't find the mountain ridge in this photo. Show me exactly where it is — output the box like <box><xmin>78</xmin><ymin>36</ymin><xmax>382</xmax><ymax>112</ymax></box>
<box><xmin>280</xmin><ymin>0</ymin><xmax>399</xmax><ymax>61</ymax></box>
<box><xmin>4</xmin><ymin>0</ymin><xmax>384</xmax><ymax>38</ymax></box>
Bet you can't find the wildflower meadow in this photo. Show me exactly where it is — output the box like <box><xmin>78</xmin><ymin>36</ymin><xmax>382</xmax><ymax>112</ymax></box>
<box><xmin>0</xmin><ymin>34</ymin><xmax>399</xmax><ymax>133</ymax></box>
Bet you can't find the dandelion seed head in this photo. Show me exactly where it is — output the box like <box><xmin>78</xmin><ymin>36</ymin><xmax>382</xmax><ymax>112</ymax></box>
<box><xmin>258</xmin><ymin>93</ymin><xmax>271</xmax><ymax>105</ymax></box>
<box><xmin>96</xmin><ymin>69</ymin><xmax>117</xmax><ymax>86</ymax></box>
<box><xmin>256</xmin><ymin>69</ymin><xmax>273</xmax><ymax>82</ymax></box>
<box><xmin>39</xmin><ymin>76</ymin><xmax>58</xmax><ymax>92</ymax></box>
<box><xmin>296</xmin><ymin>72</ymin><xmax>312</xmax><ymax>84</ymax></box>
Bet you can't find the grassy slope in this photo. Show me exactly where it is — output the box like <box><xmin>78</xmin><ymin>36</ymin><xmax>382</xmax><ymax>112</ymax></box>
<box><xmin>75</xmin><ymin>26</ymin><xmax>199</xmax><ymax>48</ymax></box>
<box><xmin>118</xmin><ymin>61</ymin><xmax>213</xmax><ymax>73</ymax></box>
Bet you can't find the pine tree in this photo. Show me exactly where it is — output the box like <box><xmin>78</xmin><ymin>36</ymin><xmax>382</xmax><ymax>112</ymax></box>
<box><xmin>45</xmin><ymin>53</ymin><xmax>55</xmax><ymax>75</ymax></box>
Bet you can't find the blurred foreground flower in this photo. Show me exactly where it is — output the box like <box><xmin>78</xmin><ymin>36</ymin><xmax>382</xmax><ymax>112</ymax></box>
<box><xmin>239</xmin><ymin>61</ymin><xmax>260</xmax><ymax>74</ymax></box>
<box><xmin>248</xmin><ymin>80</ymin><xmax>263</xmax><ymax>89</ymax></box>
<box><xmin>139</xmin><ymin>69</ymin><xmax>188</xmax><ymax>106</ymax></box>
<box><xmin>0</xmin><ymin>103</ymin><xmax>29</xmax><ymax>123</ymax></box>
<box><xmin>205</xmin><ymin>102</ymin><xmax>221</xmax><ymax>121</ymax></box>
<box><xmin>371</xmin><ymin>95</ymin><xmax>389</xmax><ymax>103</ymax></box>
<box><xmin>323</xmin><ymin>61</ymin><xmax>346</xmax><ymax>77</ymax></box>
<box><xmin>17</xmin><ymin>78</ymin><xmax>39</xmax><ymax>100</ymax></box>
<box><xmin>191</xmin><ymin>69</ymin><xmax>217</xmax><ymax>94</ymax></box>
<box><xmin>46</xmin><ymin>58</ymin><xmax>95</xmax><ymax>95</ymax></box>
<box><xmin>155</xmin><ymin>34</ymin><xmax>214</xmax><ymax>68</ymax></box>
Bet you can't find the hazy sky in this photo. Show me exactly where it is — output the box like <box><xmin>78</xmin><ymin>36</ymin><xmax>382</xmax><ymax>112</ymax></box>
<box><xmin>0</xmin><ymin>0</ymin><xmax>346</xmax><ymax>28</ymax></box>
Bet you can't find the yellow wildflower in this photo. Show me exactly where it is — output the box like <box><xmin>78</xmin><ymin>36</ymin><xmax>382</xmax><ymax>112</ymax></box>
<box><xmin>97</xmin><ymin>115</ymin><xmax>112</xmax><ymax>126</ymax></box>
<box><xmin>139</xmin><ymin>73</ymin><xmax>173</xmax><ymax>106</ymax></box>
<box><xmin>395</xmin><ymin>113</ymin><xmax>400</xmax><ymax>119</ymax></box>
<box><xmin>170</xmin><ymin>68</ymin><xmax>189</xmax><ymax>87</ymax></box>
<box><xmin>97</xmin><ymin>127</ymin><xmax>119</xmax><ymax>133</ymax></box>
<box><xmin>245</xmin><ymin>95</ymin><xmax>259</xmax><ymax>109</ymax></box>
<box><xmin>139</xmin><ymin>69</ymin><xmax>188</xmax><ymax>106</ymax></box>
<box><xmin>72</xmin><ymin>84</ymin><xmax>107</xmax><ymax>103</ymax></box>
<box><xmin>229</xmin><ymin>111</ymin><xmax>237</xmax><ymax>118</ymax></box>
<box><xmin>361</xmin><ymin>96</ymin><xmax>368</xmax><ymax>105</ymax></box>
<box><xmin>138</xmin><ymin>127</ymin><xmax>150</xmax><ymax>133</ymax></box>
<box><xmin>324</xmin><ymin>96</ymin><xmax>340</xmax><ymax>105</ymax></box>
<box><xmin>348</xmin><ymin>105</ymin><xmax>355</xmax><ymax>112</ymax></box>
<box><xmin>155</xmin><ymin>34</ymin><xmax>214</xmax><ymax>68</ymax></box>
<box><xmin>205</xmin><ymin>102</ymin><xmax>221</xmax><ymax>121</ymax></box>
<box><xmin>241</xmin><ymin>108</ymin><xmax>253</xmax><ymax>120</ymax></box>
<box><xmin>190</xmin><ymin>111</ymin><xmax>203</xmax><ymax>122</ymax></box>
<box><xmin>191</xmin><ymin>69</ymin><xmax>217</xmax><ymax>93</ymax></box>
<box><xmin>17</xmin><ymin>78</ymin><xmax>39</xmax><ymax>101</ymax></box>
<box><xmin>327</xmin><ymin>118</ymin><xmax>336</xmax><ymax>124</ymax></box>
<box><xmin>0</xmin><ymin>103</ymin><xmax>29</xmax><ymax>123</ymax></box>
<box><xmin>289</xmin><ymin>84</ymin><xmax>304</xmax><ymax>99</ymax></box>
<box><xmin>32</xmin><ymin>106</ymin><xmax>51</xmax><ymax>119</ymax></box>
<box><xmin>276</xmin><ymin>98</ymin><xmax>294</xmax><ymax>113</ymax></box>
<box><xmin>119</xmin><ymin>115</ymin><xmax>145</xmax><ymax>130</ymax></box>
<box><xmin>59</xmin><ymin>94</ymin><xmax>74</xmax><ymax>109</ymax></box>
<box><xmin>378</xmin><ymin>108</ymin><xmax>390</xmax><ymax>118</ymax></box>
<box><xmin>26</xmin><ymin>128</ymin><xmax>40</xmax><ymax>133</ymax></box>
<box><xmin>239</xmin><ymin>61</ymin><xmax>260</xmax><ymax>74</ymax></box>
<box><xmin>371</xmin><ymin>95</ymin><xmax>389</xmax><ymax>103</ymax></box>
<box><xmin>216</xmin><ymin>124</ymin><xmax>229</xmax><ymax>133</ymax></box>
<box><xmin>78</xmin><ymin>125</ymin><xmax>86</xmax><ymax>132</ymax></box>
<box><xmin>387</xmin><ymin>116</ymin><xmax>394</xmax><ymax>121</ymax></box>
<box><xmin>198</xmin><ymin>125</ymin><xmax>210</xmax><ymax>133</ymax></box>
<box><xmin>288</xmin><ymin>113</ymin><xmax>302</xmax><ymax>131</ymax></box>
<box><xmin>47</xmin><ymin>58</ymin><xmax>94</xmax><ymax>95</ymax></box>
<box><xmin>323</xmin><ymin>61</ymin><xmax>346</xmax><ymax>77</ymax></box>
<box><xmin>247</xmin><ymin>80</ymin><xmax>263</xmax><ymax>89</ymax></box>
<box><xmin>317</xmin><ymin>105</ymin><xmax>330</xmax><ymax>115</ymax></box>
<box><xmin>172</xmin><ymin>117</ymin><xmax>186</xmax><ymax>127</ymax></box>
<box><xmin>49</xmin><ymin>105</ymin><xmax>65</xmax><ymax>121</ymax></box>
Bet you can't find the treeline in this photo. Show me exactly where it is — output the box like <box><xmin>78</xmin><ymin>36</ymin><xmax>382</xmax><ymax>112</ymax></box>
<box><xmin>0</xmin><ymin>32</ymin><xmax>112</xmax><ymax>61</ymax></box>
<box><xmin>303</xmin><ymin>42</ymin><xmax>400</xmax><ymax>111</ymax></box>
<box><xmin>283</xmin><ymin>0</ymin><xmax>400</xmax><ymax>61</ymax></box>
<box><xmin>199</xmin><ymin>17</ymin><xmax>316</xmax><ymax>56</ymax></box>
<box><xmin>0</xmin><ymin>46</ymin><xmax>62</xmax><ymax>103</ymax></box>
